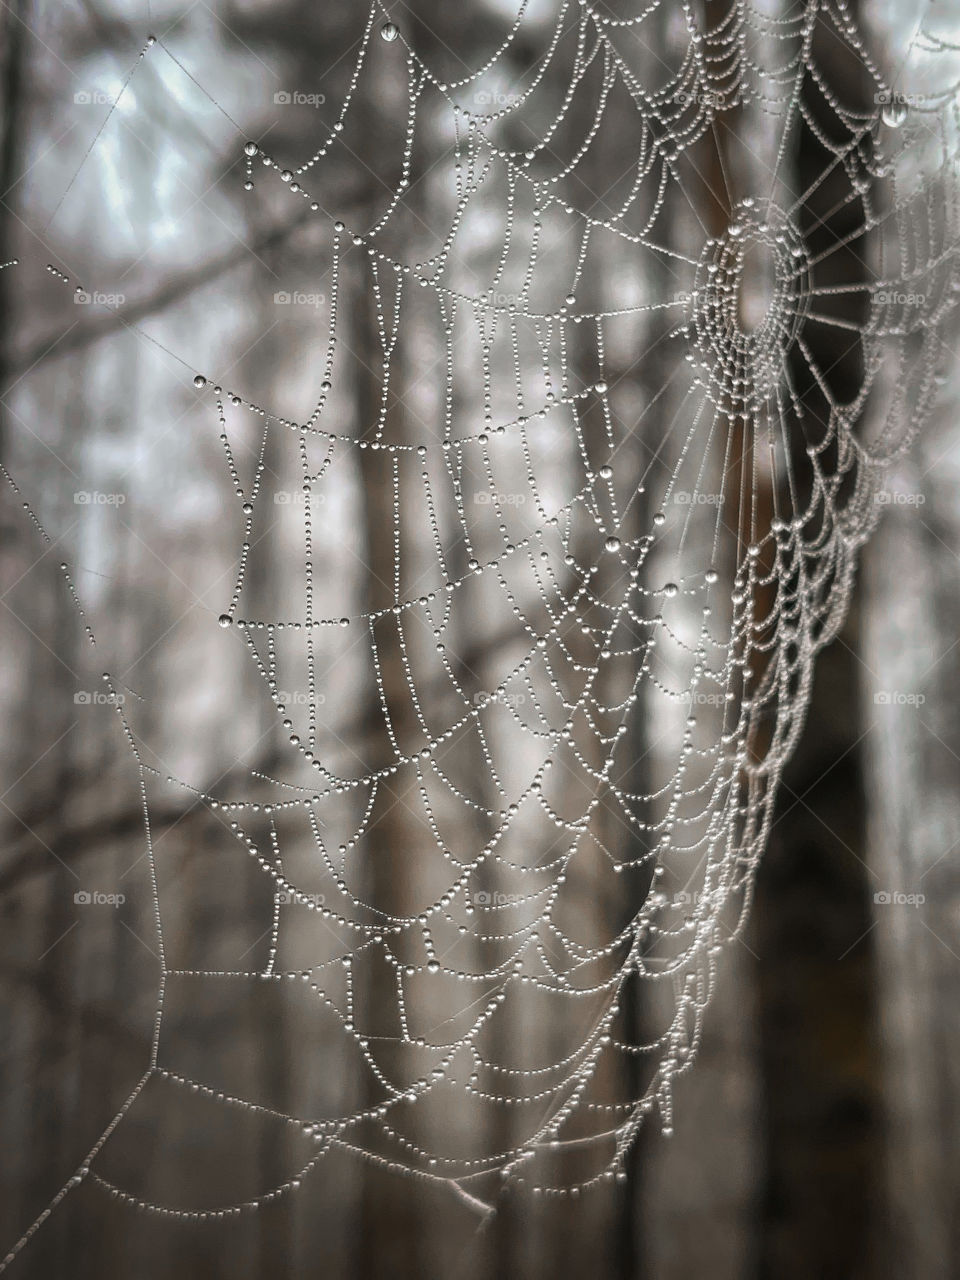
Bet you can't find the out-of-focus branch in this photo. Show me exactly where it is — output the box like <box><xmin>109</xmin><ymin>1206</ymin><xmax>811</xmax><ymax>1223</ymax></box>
<box><xmin>7</xmin><ymin>210</ymin><xmax>316</xmax><ymax>378</ymax></box>
<box><xmin>0</xmin><ymin>0</ymin><xmax>28</xmax><ymax>459</ymax></box>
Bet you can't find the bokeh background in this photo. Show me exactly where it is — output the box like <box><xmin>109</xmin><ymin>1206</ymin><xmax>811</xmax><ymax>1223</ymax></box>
<box><xmin>2</xmin><ymin>1</ymin><xmax>960</xmax><ymax>1278</ymax></box>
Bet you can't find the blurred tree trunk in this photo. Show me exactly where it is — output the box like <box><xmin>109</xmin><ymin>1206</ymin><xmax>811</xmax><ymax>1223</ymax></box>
<box><xmin>752</xmin><ymin>5</ymin><xmax>884</xmax><ymax>1277</ymax></box>
<box><xmin>350</xmin><ymin>43</ymin><xmax>430</xmax><ymax>1273</ymax></box>
<box><xmin>862</xmin><ymin>413</ymin><xmax>960</xmax><ymax>1280</ymax></box>
<box><xmin>0</xmin><ymin>0</ymin><xmax>27</xmax><ymax>461</ymax></box>
<box><xmin>636</xmin><ymin>5</ymin><xmax>765</xmax><ymax>1276</ymax></box>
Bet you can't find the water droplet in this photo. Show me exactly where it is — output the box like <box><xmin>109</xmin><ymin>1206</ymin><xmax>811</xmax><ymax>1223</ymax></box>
<box><xmin>605</xmin><ymin>536</ymin><xmax>621</xmax><ymax>553</ymax></box>
<box><xmin>881</xmin><ymin>98</ymin><xmax>907</xmax><ymax>129</ymax></box>
<box><xmin>244</xmin><ymin>141</ymin><xmax>259</xmax><ymax>157</ymax></box>
<box><xmin>218</xmin><ymin>614</ymin><xmax>233</xmax><ymax>629</ymax></box>
<box><xmin>380</xmin><ymin>21</ymin><xmax>399</xmax><ymax>42</ymax></box>
<box><xmin>193</xmin><ymin>374</ymin><xmax>207</xmax><ymax>390</ymax></box>
<box><xmin>663</xmin><ymin>582</ymin><xmax>678</xmax><ymax>598</ymax></box>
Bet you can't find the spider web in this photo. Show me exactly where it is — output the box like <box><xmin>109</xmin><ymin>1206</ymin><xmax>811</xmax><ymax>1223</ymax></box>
<box><xmin>4</xmin><ymin>0</ymin><xmax>960</xmax><ymax>1262</ymax></box>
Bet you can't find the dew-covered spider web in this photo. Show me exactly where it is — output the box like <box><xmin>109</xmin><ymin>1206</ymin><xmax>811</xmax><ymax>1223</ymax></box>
<box><xmin>5</xmin><ymin>0</ymin><xmax>960</xmax><ymax>1263</ymax></box>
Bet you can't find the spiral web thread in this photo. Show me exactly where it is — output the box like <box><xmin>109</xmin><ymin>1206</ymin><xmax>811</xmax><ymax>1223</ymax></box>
<box><xmin>5</xmin><ymin>0</ymin><xmax>960</xmax><ymax>1262</ymax></box>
